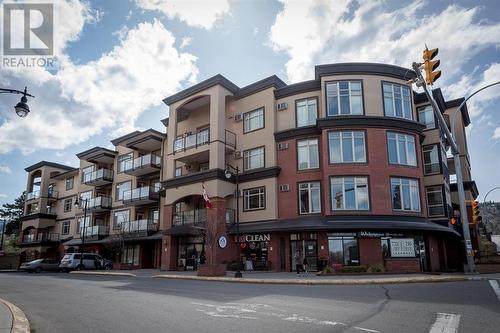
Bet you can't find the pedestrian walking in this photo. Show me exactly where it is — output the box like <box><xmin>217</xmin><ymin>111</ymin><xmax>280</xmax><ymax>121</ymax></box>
<box><xmin>303</xmin><ymin>257</ymin><xmax>308</xmax><ymax>274</ymax></box>
<box><xmin>294</xmin><ymin>250</ymin><xmax>303</xmax><ymax>274</ymax></box>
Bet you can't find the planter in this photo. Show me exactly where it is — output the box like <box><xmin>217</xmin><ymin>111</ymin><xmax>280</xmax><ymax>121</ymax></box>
<box><xmin>197</xmin><ymin>264</ymin><xmax>226</xmax><ymax>277</ymax></box>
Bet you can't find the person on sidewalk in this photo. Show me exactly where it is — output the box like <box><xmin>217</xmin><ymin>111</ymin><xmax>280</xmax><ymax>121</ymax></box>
<box><xmin>294</xmin><ymin>250</ymin><xmax>303</xmax><ymax>274</ymax></box>
<box><xmin>303</xmin><ymin>257</ymin><xmax>308</xmax><ymax>274</ymax></box>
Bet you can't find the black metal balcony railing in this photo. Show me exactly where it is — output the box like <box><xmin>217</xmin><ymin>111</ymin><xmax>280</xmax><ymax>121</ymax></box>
<box><xmin>121</xmin><ymin>219</ymin><xmax>159</xmax><ymax>235</ymax></box>
<box><xmin>122</xmin><ymin>184</ymin><xmax>160</xmax><ymax>203</ymax></box>
<box><xmin>26</xmin><ymin>190</ymin><xmax>40</xmax><ymax>201</ymax></box>
<box><xmin>174</xmin><ymin>129</ymin><xmax>209</xmax><ymax>153</ymax></box>
<box><xmin>172</xmin><ymin>209</ymin><xmax>235</xmax><ymax>226</ymax></box>
<box><xmin>122</xmin><ymin>153</ymin><xmax>161</xmax><ymax>173</ymax></box>
<box><xmin>21</xmin><ymin>233</ymin><xmax>60</xmax><ymax>244</ymax></box>
<box><xmin>81</xmin><ymin>168</ymin><xmax>114</xmax><ymax>185</ymax></box>
<box><xmin>86</xmin><ymin>196</ymin><xmax>112</xmax><ymax>210</ymax></box>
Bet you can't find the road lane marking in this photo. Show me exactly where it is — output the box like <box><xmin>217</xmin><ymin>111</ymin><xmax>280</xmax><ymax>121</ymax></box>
<box><xmin>429</xmin><ymin>313</ymin><xmax>460</xmax><ymax>333</ymax></box>
<box><xmin>354</xmin><ymin>327</ymin><xmax>380</xmax><ymax>333</ymax></box>
<box><xmin>489</xmin><ymin>280</ymin><xmax>500</xmax><ymax>302</ymax></box>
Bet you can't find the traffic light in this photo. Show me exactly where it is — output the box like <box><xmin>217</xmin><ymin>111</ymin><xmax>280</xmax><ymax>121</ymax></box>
<box><xmin>471</xmin><ymin>200</ymin><xmax>482</xmax><ymax>225</ymax></box>
<box><xmin>422</xmin><ymin>46</ymin><xmax>441</xmax><ymax>85</ymax></box>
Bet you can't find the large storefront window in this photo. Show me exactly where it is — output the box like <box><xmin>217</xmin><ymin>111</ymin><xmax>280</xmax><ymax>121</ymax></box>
<box><xmin>290</xmin><ymin>233</ymin><xmax>318</xmax><ymax>271</ymax></box>
<box><xmin>239</xmin><ymin>234</ymin><xmax>271</xmax><ymax>271</ymax></box>
<box><xmin>328</xmin><ymin>234</ymin><xmax>359</xmax><ymax>266</ymax></box>
<box><xmin>177</xmin><ymin>237</ymin><xmax>204</xmax><ymax>270</ymax></box>
<box><xmin>122</xmin><ymin>245</ymin><xmax>140</xmax><ymax>266</ymax></box>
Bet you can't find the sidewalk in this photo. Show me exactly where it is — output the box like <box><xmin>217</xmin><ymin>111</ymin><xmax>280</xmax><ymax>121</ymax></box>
<box><xmin>0</xmin><ymin>297</ymin><xmax>30</xmax><ymax>333</ymax></box>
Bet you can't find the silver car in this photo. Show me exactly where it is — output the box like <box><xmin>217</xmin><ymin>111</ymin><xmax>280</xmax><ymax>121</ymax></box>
<box><xmin>59</xmin><ymin>253</ymin><xmax>112</xmax><ymax>271</ymax></box>
<box><xmin>20</xmin><ymin>259</ymin><xmax>61</xmax><ymax>273</ymax></box>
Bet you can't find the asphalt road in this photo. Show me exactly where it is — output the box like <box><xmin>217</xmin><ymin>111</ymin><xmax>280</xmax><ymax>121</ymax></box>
<box><xmin>0</xmin><ymin>273</ymin><xmax>499</xmax><ymax>333</ymax></box>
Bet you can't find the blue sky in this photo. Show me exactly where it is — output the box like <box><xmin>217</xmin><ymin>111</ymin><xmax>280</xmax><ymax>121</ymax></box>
<box><xmin>1</xmin><ymin>0</ymin><xmax>500</xmax><ymax>205</ymax></box>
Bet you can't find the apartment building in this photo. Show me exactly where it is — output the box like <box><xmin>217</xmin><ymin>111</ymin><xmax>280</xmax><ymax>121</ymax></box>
<box><xmin>19</xmin><ymin>129</ymin><xmax>166</xmax><ymax>268</ymax></box>
<box><xmin>19</xmin><ymin>62</ymin><xmax>477</xmax><ymax>273</ymax></box>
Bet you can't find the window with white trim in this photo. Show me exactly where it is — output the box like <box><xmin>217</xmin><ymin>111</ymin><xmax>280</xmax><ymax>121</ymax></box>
<box><xmin>243</xmin><ymin>147</ymin><xmax>265</xmax><ymax>171</ymax></box>
<box><xmin>423</xmin><ymin>145</ymin><xmax>440</xmax><ymax>175</ymax></box>
<box><xmin>331</xmin><ymin>177</ymin><xmax>369</xmax><ymax>210</ymax></box>
<box><xmin>243</xmin><ymin>108</ymin><xmax>264</xmax><ymax>133</ymax></box>
<box><xmin>243</xmin><ymin>187</ymin><xmax>265</xmax><ymax>211</ymax></box>
<box><xmin>383</xmin><ymin>82</ymin><xmax>412</xmax><ymax>120</ymax></box>
<box><xmin>326</xmin><ymin>81</ymin><xmax>363</xmax><ymax>116</ymax></box>
<box><xmin>297</xmin><ymin>139</ymin><xmax>319</xmax><ymax>170</ymax></box>
<box><xmin>115</xmin><ymin>181</ymin><xmax>131</xmax><ymax>201</ymax></box>
<box><xmin>118</xmin><ymin>152</ymin><xmax>133</xmax><ymax>172</ymax></box>
<box><xmin>66</xmin><ymin>177</ymin><xmax>74</xmax><ymax>190</ymax></box>
<box><xmin>417</xmin><ymin>105</ymin><xmax>435</xmax><ymax>129</ymax></box>
<box><xmin>426</xmin><ymin>186</ymin><xmax>444</xmax><ymax>216</ymax></box>
<box><xmin>114</xmin><ymin>209</ymin><xmax>130</xmax><ymax>229</ymax></box>
<box><xmin>387</xmin><ymin>132</ymin><xmax>416</xmax><ymax>166</ymax></box>
<box><xmin>296</xmin><ymin>98</ymin><xmax>317</xmax><ymax>127</ymax></box>
<box><xmin>329</xmin><ymin>131</ymin><xmax>366</xmax><ymax>163</ymax></box>
<box><xmin>299</xmin><ymin>182</ymin><xmax>321</xmax><ymax>214</ymax></box>
<box><xmin>391</xmin><ymin>177</ymin><xmax>420</xmax><ymax>212</ymax></box>
<box><xmin>77</xmin><ymin>216</ymin><xmax>91</xmax><ymax>234</ymax></box>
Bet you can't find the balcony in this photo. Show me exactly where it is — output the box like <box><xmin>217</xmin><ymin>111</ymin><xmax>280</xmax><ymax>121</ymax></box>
<box><xmin>26</xmin><ymin>190</ymin><xmax>40</xmax><ymax>202</ymax></box>
<box><xmin>20</xmin><ymin>233</ymin><xmax>60</xmax><ymax>245</ymax></box>
<box><xmin>81</xmin><ymin>225</ymin><xmax>109</xmax><ymax>240</ymax></box>
<box><xmin>122</xmin><ymin>185</ymin><xmax>160</xmax><ymax>206</ymax></box>
<box><xmin>81</xmin><ymin>168</ymin><xmax>114</xmax><ymax>186</ymax></box>
<box><xmin>172</xmin><ymin>208</ymin><xmax>207</xmax><ymax>226</ymax></box>
<box><xmin>86</xmin><ymin>196</ymin><xmax>112</xmax><ymax>212</ymax></box>
<box><xmin>121</xmin><ymin>219</ymin><xmax>159</xmax><ymax>237</ymax></box>
<box><xmin>122</xmin><ymin>153</ymin><xmax>161</xmax><ymax>176</ymax></box>
<box><xmin>174</xmin><ymin>128</ymin><xmax>209</xmax><ymax>153</ymax></box>
<box><xmin>47</xmin><ymin>190</ymin><xmax>59</xmax><ymax>202</ymax></box>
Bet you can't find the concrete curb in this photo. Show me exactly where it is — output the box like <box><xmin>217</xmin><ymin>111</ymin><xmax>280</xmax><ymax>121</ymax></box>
<box><xmin>69</xmin><ymin>271</ymin><xmax>136</xmax><ymax>277</ymax></box>
<box><xmin>0</xmin><ymin>297</ymin><xmax>30</xmax><ymax>333</ymax></box>
<box><xmin>152</xmin><ymin>274</ymin><xmax>468</xmax><ymax>285</ymax></box>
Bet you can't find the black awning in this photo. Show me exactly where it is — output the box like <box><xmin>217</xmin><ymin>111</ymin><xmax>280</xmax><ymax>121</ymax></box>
<box><xmin>227</xmin><ymin>215</ymin><xmax>459</xmax><ymax>237</ymax></box>
<box><xmin>164</xmin><ymin>225</ymin><xmax>202</xmax><ymax>236</ymax></box>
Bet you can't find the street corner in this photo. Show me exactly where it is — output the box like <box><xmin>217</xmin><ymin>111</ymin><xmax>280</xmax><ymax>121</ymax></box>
<box><xmin>0</xmin><ymin>297</ymin><xmax>30</xmax><ymax>333</ymax></box>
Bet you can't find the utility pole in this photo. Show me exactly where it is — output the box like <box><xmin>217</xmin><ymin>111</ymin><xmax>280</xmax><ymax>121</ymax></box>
<box><xmin>411</xmin><ymin>47</ymin><xmax>475</xmax><ymax>273</ymax></box>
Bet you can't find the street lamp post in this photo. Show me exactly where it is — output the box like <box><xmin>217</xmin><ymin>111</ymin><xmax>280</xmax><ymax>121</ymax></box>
<box><xmin>74</xmin><ymin>197</ymin><xmax>89</xmax><ymax>269</ymax></box>
<box><xmin>225</xmin><ymin>164</ymin><xmax>242</xmax><ymax>278</ymax></box>
<box><xmin>0</xmin><ymin>87</ymin><xmax>35</xmax><ymax>117</ymax></box>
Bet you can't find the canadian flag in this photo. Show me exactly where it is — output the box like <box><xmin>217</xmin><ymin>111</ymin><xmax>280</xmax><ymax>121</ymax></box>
<box><xmin>202</xmin><ymin>183</ymin><xmax>213</xmax><ymax>209</ymax></box>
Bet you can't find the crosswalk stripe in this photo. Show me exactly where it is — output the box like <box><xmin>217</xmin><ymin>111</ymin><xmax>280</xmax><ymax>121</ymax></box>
<box><xmin>489</xmin><ymin>280</ymin><xmax>500</xmax><ymax>302</ymax></box>
<box><xmin>429</xmin><ymin>313</ymin><xmax>460</xmax><ymax>333</ymax></box>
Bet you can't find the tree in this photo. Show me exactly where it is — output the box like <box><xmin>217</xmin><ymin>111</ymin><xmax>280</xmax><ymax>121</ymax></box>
<box><xmin>0</xmin><ymin>192</ymin><xmax>25</xmax><ymax>235</ymax></box>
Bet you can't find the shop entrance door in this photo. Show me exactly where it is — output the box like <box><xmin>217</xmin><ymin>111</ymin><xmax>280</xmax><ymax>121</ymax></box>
<box><xmin>290</xmin><ymin>233</ymin><xmax>318</xmax><ymax>271</ymax></box>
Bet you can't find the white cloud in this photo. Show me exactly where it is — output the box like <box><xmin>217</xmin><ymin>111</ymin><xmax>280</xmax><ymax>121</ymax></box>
<box><xmin>0</xmin><ymin>165</ymin><xmax>12</xmax><ymax>174</ymax></box>
<box><xmin>135</xmin><ymin>0</ymin><xmax>230</xmax><ymax>30</ymax></box>
<box><xmin>269</xmin><ymin>1</ymin><xmax>500</xmax><ymax>85</ymax></box>
<box><xmin>180</xmin><ymin>37</ymin><xmax>193</xmax><ymax>49</ymax></box>
<box><xmin>0</xmin><ymin>4</ymin><xmax>198</xmax><ymax>155</ymax></box>
<box><xmin>493</xmin><ymin>127</ymin><xmax>500</xmax><ymax>140</ymax></box>
<box><xmin>0</xmin><ymin>194</ymin><xmax>7</xmax><ymax>199</ymax></box>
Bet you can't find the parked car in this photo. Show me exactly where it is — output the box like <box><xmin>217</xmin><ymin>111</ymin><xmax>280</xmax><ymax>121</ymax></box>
<box><xmin>59</xmin><ymin>253</ymin><xmax>112</xmax><ymax>272</ymax></box>
<box><xmin>20</xmin><ymin>259</ymin><xmax>61</xmax><ymax>273</ymax></box>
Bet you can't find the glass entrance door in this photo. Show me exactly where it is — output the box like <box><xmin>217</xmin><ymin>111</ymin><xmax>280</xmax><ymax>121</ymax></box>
<box><xmin>290</xmin><ymin>233</ymin><xmax>318</xmax><ymax>271</ymax></box>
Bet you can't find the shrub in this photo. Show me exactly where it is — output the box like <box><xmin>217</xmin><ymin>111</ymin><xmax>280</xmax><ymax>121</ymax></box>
<box><xmin>367</xmin><ymin>263</ymin><xmax>385</xmax><ymax>273</ymax></box>
<box><xmin>339</xmin><ymin>265</ymin><xmax>367</xmax><ymax>273</ymax></box>
<box><xmin>322</xmin><ymin>266</ymin><xmax>333</xmax><ymax>274</ymax></box>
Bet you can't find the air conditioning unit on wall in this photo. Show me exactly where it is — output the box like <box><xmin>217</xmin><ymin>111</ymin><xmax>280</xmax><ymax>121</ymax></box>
<box><xmin>234</xmin><ymin>113</ymin><xmax>243</xmax><ymax>122</ymax></box>
<box><xmin>277</xmin><ymin>142</ymin><xmax>288</xmax><ymax>150</ymax></box>
<box><xmin>279</xmin><ymin>184</ymin><xmax>290</xmax><ymax>192</ymax></box>
<box><xmin>234</xmin><ymin>151</ymin><xmax>243</xmax><ymax>159</ymax></box>
<box><xmin>276</xmin><ymin>102</ymin><xmax>288</xmax><ymax>111</ymax></box>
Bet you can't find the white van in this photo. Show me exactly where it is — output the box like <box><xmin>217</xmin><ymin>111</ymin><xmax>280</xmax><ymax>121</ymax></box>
<box><xmin>59</xmin><ymin>253</ymin><xmax>112</xmax><ymax>271</ymax></box>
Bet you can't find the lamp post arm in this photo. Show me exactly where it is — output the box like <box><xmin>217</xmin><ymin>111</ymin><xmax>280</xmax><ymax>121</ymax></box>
<box><xmin>0</xmin><ymin>87</ymin><xmax>35</xmax><ymax>98</ymax></box>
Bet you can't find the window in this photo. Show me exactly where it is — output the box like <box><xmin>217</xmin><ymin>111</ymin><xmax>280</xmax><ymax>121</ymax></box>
<box><xmin>175</xmin><ymin>167</ymin><xmax>182</xmax><ymax>177</ymax></box>
<box><xmin>328</xmin><ymin>235</ymin><xmax>359</xmax><ymax>266</ymax></box>
<box><xmin>77</xmin><ymin>216</ymin><xmax>91</xmax><ymax>234</ymax></box>
<box><xmin>63</xmin><ymin>198</ymin><xmax>72</xmax><ymax>213</ymax></box>
<box><xmin>423</xmin><ymin>145</ymin><xmax>440</xmax><ymax>175</ymax></box>
<box><xmin>66</xmin><ymin>177</ymin><xmax>74</xmax><ymax>190</ymax></box>
<box><xmin>326</xmin><ymin>81</ymin><xmax>363</xmax><ymax>116</ymax></box>
<box><xmin>122</xmin><ymin>245</ymin><xmax>140</xmax><ymax>266</ymax></box>
<box><xmin>418</xmin><ymin>105</ymin><xmax>435</xmax><ymax>130</ymax></box>
<box><xmin>116</xmin><ymin>181</ymin><xmax>131</xmax><ymax>201</ymax></box>
<box><xmin>329</xmin><ymin>131</ymin><xmax>366</xmax><ymax>163</ymax></box>
<box><xmin>243</xmin><ymin>108</ymin><xmax>264</xmax><ymax>133</ymax></box>
<box><xmin>426</xmin><ymin>186</ymin><xmax>445</xmax><ymax>217</ymax></box>
<box><xmin>331</xmin><ymin>177</ymin><xmax>369</xmax><ymax>210</ymax></box>
<box><xmin>299</xmin><ymin>182</ymin><xmax>321</xmax><ymax>214</ymax></box>
<box><xmin>243</xmin><ymin>147</ymin><xmax>265</xmax><ymax>171</ymax></box>
<box><xmin>81</xmin><ymin>165</ymin><xmax>94</xmax><ymax>182</ymax></box>
<box><xmin>387</xmin><ymin>132</ymin><xmax>416</xmax><ymax>166</ymax></box>
<box><xmin>79</xmin><ymin>190</ymin><xmax>92</xmax><ymax>203</ymax></box>
<box><xmin>118</xmin><ymin>152</ymin><xmax>133</xmax><ymax>172</ymax></box>
<box><xmin>114</xmin><ymin>210</ymin><xmax>130</xmax><ymax>229</ymax></box>
<box><xmin>383</xmin><ymin>82</ymin><xmax>412</xmax><ymax>120</ymax></box>
<box><xmin>296</xmin><ymin>98</ymin><xmax>317</xmax><ymax>127</ymax></box>
<box><xmin>62</xmin><ymin>221</ymin><xmax>70</xmax><ymax>235</ymax></box>
<box><xmin>391</xmin><ymin>177</ymin><xmax>420</xmax><ymax>212</ymax></box>
<box><xmin>297</xmin><ymin>139</ymin><xmax>319</xmax><ymax>170</ymax></box>
<box><xmin>243</xmin><ymin>187</ymin><xmax>265</xmax><ymax>211</ymax></box>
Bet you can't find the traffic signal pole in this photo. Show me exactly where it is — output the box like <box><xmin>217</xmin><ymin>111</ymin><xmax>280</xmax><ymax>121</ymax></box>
<box><xmin>412</xmin><ymin>62</ymin><xmax>476</xmax><ymax>273</ymax></box>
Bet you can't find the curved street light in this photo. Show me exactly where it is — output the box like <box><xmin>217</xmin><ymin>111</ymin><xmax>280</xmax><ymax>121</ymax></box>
<box><xmin>0</xmin><ymin>86</ymin><xmax>35</xmax><ymax>117</ymax></box>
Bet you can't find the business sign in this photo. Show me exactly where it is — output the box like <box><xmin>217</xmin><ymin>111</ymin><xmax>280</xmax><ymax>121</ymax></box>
<box><xmin>234</xmin><ymin>234</ymin><xmax>271</xmax><ymax>242</ymax></box>
<box><xmin>358</xmin><ymin>231</ymin><xmax>385</xmax><ymax>238</ymax></box>
<box><xmin>390</xmin><ymin>238</ymin><xmax>415</xmax><ymax>257</ymax></box>
<box><xmin>218</xmin><ymin>236</ymin><xmax>227</xmax><ymax>249</ymax></box>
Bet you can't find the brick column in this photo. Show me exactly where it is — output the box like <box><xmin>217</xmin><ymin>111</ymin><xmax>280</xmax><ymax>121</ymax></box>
<box><xmin>205</xmin><ymin>198</ymin><xmax>231</xmax><ymax>266</ymax></box>
<box><xmin>160</xmin><ymin>204</ymin><xmax>177</xmax><ymax>270</ymax></box>
<box><xmin>359</xmin><ymin>238</ymin><xmax>383</xmax><ymax>267</ymax></box>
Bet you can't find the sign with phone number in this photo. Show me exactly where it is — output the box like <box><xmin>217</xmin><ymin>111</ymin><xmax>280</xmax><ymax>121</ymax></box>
<box><xmin>390</xmin><ymin>238</ymin><xmax>416</xmax><ymax>257</ymax></box>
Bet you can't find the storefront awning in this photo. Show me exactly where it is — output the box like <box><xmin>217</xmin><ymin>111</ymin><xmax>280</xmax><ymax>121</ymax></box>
<box><xmin>227</xmin><ymin>215</ymin><xmax>460</xmax><ymax>237</ymax></box>
<box><xmin>164</xmin><ymin>225</ymin><xmax>202</xmax><ymax>236</ymax></box>
<box><xmin>63</xmin><ymin>232</ymin><xmax>163</xmax><ymax>247</ymax></box>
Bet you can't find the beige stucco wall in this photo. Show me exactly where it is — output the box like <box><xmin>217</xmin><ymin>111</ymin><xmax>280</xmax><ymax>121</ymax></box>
<box><xmin>276</xmin><ymin>91</ymin><xmax>321</xmax><ymax>132</ymax></box>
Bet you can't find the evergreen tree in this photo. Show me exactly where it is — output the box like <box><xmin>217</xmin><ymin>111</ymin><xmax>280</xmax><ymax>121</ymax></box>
<box><xmin>0</xmin><ymin>192</ymin><xmax>25</xmax><ymax>235</ymax></box>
